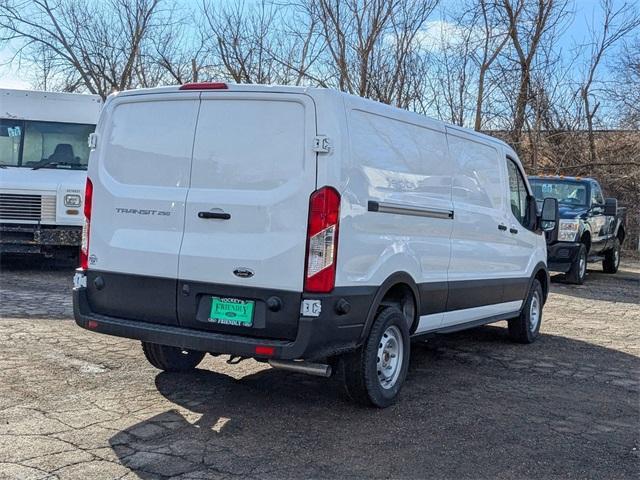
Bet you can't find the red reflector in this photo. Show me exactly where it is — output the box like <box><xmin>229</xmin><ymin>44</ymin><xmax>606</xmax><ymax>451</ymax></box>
<box><xmin>255</xmin><ymin>346</ymin><xmax>275</xmax><ymax>356</ymax></box>
<box><xmin>87</xmin><ymin>320</ymin><xmax>99</xmax><ymax>329</ymax></box>
<box><xmin>179</xmin><ymin>82</ymin><xmax>228</xmax><ymax>90</ymax></box>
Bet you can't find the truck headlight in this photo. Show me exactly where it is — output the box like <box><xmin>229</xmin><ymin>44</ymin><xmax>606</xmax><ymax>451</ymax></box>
<box><xmin>558</xmin><ymin>219</ymin><xmax>579</xmax><ymax>242</ymax></box>
<box><xmin>64</xmin><ymin>193</ymin><xmax>82</xmax><ymax>208</ymax></box>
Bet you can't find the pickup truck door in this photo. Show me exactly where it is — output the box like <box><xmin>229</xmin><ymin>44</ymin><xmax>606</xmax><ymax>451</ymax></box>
<box><xmin>587</xmin><ymin>182</ymin><xmax>608</xmax><ymax>253</ymax></box>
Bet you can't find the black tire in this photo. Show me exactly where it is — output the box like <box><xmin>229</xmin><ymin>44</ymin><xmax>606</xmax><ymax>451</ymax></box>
<box><xmin>508</xmin><ymin>279</ymin><xmax>543</xmax><ymax>344</ymax></box>
<box><xmin>341</xmin><ymin>307</ymin><xmax>410</xmax><ymax>408</ymax></box>
<box><xmin>565</xmin><ymin>243</ymin><xmax>587</xmax><ymax>284</ymax></box>
<box><xmin>602</xmin><ymin>238</ymin><xmax>621</xmax><ymax>274</ymax></box>
<box><xmin>142</xmin><ymin>342</ymin><xmax>205</xmax><ymax>372</ymax></box>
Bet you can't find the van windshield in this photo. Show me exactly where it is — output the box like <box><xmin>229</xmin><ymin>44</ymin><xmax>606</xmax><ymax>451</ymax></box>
<box><xmin>0</xmin><ymin>118</ymin><xmax>95</xmax><ymax>170</ymax></box>
<box><xmin>529</xmin><ymin>179</ymin><xmax>588</xmax><ymax>207</ymax></box>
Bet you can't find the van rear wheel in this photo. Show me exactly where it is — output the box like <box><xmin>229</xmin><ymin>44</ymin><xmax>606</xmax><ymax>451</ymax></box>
<box><xmin>341</xmin><ymin>307</ymin><xmax>410</xmax><ymax>408</ymax></box>
<box><xmin>508</xmin><ymin>279</ymin><xmax>543</xmax><ymax>344</ymax></box>
<box><xmin>142</xmin><ymin>342</ymin><xmax>205</xmax><ymax>372</ymax></box>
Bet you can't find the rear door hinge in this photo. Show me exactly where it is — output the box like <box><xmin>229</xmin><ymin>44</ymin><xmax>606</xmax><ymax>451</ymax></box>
<box><xmin>312</xmin><ymin>135</ymin><xmax>331</xmax><ymax>154</ymax></box>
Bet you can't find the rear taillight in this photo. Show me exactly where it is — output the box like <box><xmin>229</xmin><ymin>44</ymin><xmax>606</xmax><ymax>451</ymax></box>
<box><xmin>304</xmin><ymin>187</ymin><xmax>340</xmax><ymax>293</ymax></box>
<box><xmin>80</xmin><ymin>178</ymin><xmax>93</xmax><ymax>271</ymax></box>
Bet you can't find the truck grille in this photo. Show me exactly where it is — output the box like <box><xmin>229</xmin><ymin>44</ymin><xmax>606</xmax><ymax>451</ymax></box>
<box><xmin>0</xmin><ymin>194</ymin><xmax>56</xmax><ymax>222</ymax></box>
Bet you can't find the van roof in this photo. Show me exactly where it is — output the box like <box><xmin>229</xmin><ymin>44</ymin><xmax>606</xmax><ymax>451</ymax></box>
<box><xmin>1</xmin><ymin>88</ymin><xmax>102</xmax><ymax>124</ymax></box>
<box><xmin>113</xmin><ymin>83</ymin><xmax>512</xmax><ymax>153</ymax></box>
<box><xmin>0</xmin><ymin>88</ymin><xmax>102</xmax><ymax>103</ymax></box>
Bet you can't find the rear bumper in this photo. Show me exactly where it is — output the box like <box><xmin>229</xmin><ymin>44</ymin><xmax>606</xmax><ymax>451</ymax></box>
<box><xmin>0</xmin><ymin>223</ymin><xmax>81</xmax><ymax>253</ymax></box>
<box><xmin>547</xmin><ymin>241</ymin><xmax>581</xmax><ymax>273</ymax></box>
<box><xmin>73</xmin><ymin>279</ymin><xmax>370</xmax><ymax>361</ymax></box>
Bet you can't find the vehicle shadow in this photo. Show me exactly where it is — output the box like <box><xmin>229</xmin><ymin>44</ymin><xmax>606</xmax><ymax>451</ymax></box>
<box><xmin>108</xmin><ymin>326</ymin><xmax>639</xmax><ymax>479</ymax></box>
<box><xmin>549</xmin><ymin>266</ymin><xmax>639</xmax><ymax>304</ymax></box>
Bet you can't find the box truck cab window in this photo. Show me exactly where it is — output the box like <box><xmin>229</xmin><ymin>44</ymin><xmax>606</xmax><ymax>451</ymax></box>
<box><xmin>0</xmin><ymin>119</ymin><xmax>22</xmax><ymax>166</ymax></box>
<box><xmin>0</xmin><ymin>119</ymin><xmax>94</xmax><ymax>169</ymax></box>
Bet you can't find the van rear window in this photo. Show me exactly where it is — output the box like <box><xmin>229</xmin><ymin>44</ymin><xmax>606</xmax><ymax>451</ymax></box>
<box><xmin>105</xmin><ymin>99</ymin><xmax>200</xmax><ymax>187</ymax></box>
<box><xmin>191</xmin><ymin>99</ymin><xmax>305</xmax><ymax>190</ymax></box>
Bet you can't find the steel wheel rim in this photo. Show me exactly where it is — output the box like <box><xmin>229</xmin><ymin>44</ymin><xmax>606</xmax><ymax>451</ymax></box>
<box><xmin>529</xmin><ymin>292</ymin><xmax>541</xmax><ymax>332</ymax></box>
<box><xmin>614</xmin><ymin>248</ymin><xmax>619</xmax><ymax>267</ymax></box>
<box><xmin>579</xmin><ymin>252</ymin><xmax>586</xmax><ymax>278</ymax></box>
<box><xmin>377</xmin><ymin>325</ymin><xmax>403</xmax><ymax>390</ymax></box>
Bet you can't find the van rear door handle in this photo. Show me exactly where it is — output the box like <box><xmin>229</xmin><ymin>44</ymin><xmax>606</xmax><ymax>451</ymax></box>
<box><xmin>198</xmin><ymin>211</ymin><xmax>231</xmax><ymax>220</ymax></box>
<box><xmin>498</xmin><ymin>224</ymin><xmax>507</xmax><ymax>231</ymax></box>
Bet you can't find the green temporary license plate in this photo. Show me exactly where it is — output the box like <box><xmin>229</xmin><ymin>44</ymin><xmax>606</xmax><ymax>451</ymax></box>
<box><xmin>209</xmin><ymin>297</ymin><xmax>254</xmax><ymax>327</ymax></box>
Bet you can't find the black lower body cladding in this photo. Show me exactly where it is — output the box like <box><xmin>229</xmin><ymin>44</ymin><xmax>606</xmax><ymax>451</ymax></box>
<box><xmin>85</xmin><ymin>270</ymin><xmax>303</xmax><ymax>340</ymax></box>
<box><xmin>77</xmin><ymin>271</ymin><xmax>374</xmax><ymax>360</ymax></box>
<box><xmin>76</xmin><ymin>270</ymin><xmax>538</xmax><ymax>362</ymax></box>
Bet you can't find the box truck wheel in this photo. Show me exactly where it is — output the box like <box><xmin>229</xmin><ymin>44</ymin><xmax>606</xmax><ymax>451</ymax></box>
<box><xmin>141</xmin><ymin>342</ymin><xmax>205</xmax><ymax>372</ymax></box>
<box><xmin>341</xmin><ymin>307</ymin><xmax>410</xmax><ymax>408</ymax></box>
<box><xmin>508</xmin><ymin>279</ymin><xmax>543</xmax><ymax>344</ymax></box>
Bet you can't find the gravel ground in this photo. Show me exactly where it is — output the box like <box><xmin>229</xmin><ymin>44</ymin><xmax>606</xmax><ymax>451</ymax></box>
<box><xmin>0</xmin><ymin>257</ymin><xmax>638</xmax><ymax>479</ymax></box>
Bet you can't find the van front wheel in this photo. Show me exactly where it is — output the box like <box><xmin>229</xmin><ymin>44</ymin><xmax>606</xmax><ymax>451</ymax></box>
<box><xmin>508</xmin><ymin>279</ymin><xmax>543</xmax><ymax>344</ymax></box>
<box><xmin>142</xmin><ymin>342</ymin><xmax>205</xmax><ymax>372</ymax></box>
<box><xmin>341</xmin><ymin>307</ymin><xmax>410</xmax><ymax>408</ymax></box>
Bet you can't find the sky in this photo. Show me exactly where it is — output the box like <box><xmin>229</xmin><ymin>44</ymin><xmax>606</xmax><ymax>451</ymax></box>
<box><xmin>0</xmin><ymin>0</ymin><xmax>622</xmax><ymax>90</ymax></box>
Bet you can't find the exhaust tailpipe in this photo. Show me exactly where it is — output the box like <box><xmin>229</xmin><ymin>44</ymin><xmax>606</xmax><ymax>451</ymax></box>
<box><xmin>268</xmin><ymin>359</ymin><xmax>332</xmax><ymax>378</ymax></box>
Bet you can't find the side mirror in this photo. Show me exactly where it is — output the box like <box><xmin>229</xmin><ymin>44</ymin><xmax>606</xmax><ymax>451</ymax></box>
<box><xmin>604</xmin><ymin>198</ymin><xmax>617</xmax><ymax>216</ymax></box>
<box><xmin>525</xmin><ymin>195</ymin><xmax>538</xmax><ymax>230</ymax></box>
<box><xmin>539</xmin><ymin>197</ymin><xmax>559</xmax><ymax>232</ymax></box>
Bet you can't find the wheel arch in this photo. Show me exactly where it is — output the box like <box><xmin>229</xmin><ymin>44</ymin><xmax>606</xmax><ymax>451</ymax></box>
<box><xmin>358</xmin><ymin>272</ymin><xmax>421</xmax><ymax>343</ymax></box>
<box><xmin>531</xmin><ymin>262</ymin><xmax>550</xmax><ymax>303</ymax></box>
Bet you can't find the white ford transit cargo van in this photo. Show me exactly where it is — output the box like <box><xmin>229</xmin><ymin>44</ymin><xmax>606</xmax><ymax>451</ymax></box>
<box><xmin>73</xmin><ymin>83</ymin><xmax>559</xmax><ymax>407</ymax></box>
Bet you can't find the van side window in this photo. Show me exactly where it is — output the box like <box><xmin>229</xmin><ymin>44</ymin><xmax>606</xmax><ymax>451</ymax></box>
<box><xmin>506</xmin><ymin>159</ymin><xmax>528</xmax><ymax>226</ymax></box>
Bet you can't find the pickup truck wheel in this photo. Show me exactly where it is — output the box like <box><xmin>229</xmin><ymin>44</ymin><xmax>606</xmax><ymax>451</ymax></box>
<box><xmin>341</xmin><ymin>307</ymin><xmax>410</xmax><ymax>408</ymax></box>
<box><xmin>142</xmin><ymin>342</ymin><xmax>205</xmax><ymax>372</ymax></box>
<box><xmin>508</xmin><ymin>279</ymin><xmax>543</xmax><ymax>344</ymax></box>
<box><xmin>565</xmin><ymin>244</ymin><xmax>587</xmax><ymax>284</ymax></box>
<box><xmin>602</xmin><ymin>238</ymin><xmax>621</xmax><ymax>274</ymax></box>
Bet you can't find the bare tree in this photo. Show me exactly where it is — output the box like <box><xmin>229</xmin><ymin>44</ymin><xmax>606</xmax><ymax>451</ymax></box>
<box><xmin>143</xmin><ymin>5</ymin><xmax>207</xmax><ymax>86</ymax></box>
<box><xmin>610</xmin><ymin>34</ymin><xmax>640</xmax><ymax>129</ymax></box>
<box><xmin>473</xmin><ymin>0</ymin><xmax>511</xmax><ymax>131</ymax></box>
<box><xmin>502</xmin><ymin>0</ymin><xmax>571</xmax><ymax>151</ymax></box>
<box><xmin>197</xmin><ymin>0</ymin><xmax>324</xmax><ymax>86</ymax></box>
<box><xmin>307</xmin><ymin>0</ymin><xmax>438</xmax><ymax>105</ymax></box>
<box><xmin>580</xmin><ymin>0</ymin><xmax>640</xmax><ymax>163</ymax></box>
<box><xmin>424</xmin><ymin>17</ymin><xmax>476</xmax><ymax>126</ymax></box>
<box><xmin>0</xmin><ymin>0</ymin><xmax>165</xmax><ymax>98</ymax></box>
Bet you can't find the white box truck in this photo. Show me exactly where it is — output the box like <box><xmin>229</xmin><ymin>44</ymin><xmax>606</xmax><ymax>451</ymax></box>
<box><xmin>0</xmin><ymin>89</ymin><xmax>102</xmax><ymax>260</ymax></box>
<box><xmin>73</xmin><ymin>83</ymin><xmax>558</xmax><ymax>407</ymax></box>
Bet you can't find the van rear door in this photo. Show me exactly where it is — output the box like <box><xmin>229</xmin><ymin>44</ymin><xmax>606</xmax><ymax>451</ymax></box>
<box><xmin>177</xmin><ymin>93</ymin><xmax>317</xmax><ymax>338</ymax></box>
<box><xmin>86</xmin><ymin>93</ymin><xmax>199</xmax><ymax>324</ymax></box>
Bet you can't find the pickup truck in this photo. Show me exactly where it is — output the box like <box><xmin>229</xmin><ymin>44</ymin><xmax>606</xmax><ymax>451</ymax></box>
<box><xmin>529</xmin><ymin>176</ymin><xmax>626</xmax><ymax>284</ymax></box>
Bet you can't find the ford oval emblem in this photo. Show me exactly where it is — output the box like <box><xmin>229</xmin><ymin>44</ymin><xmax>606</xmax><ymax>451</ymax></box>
<box><xmin>233</xmin><ymin>268</ymin><xmax>254</xmax><ymax>278</ymax></box>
